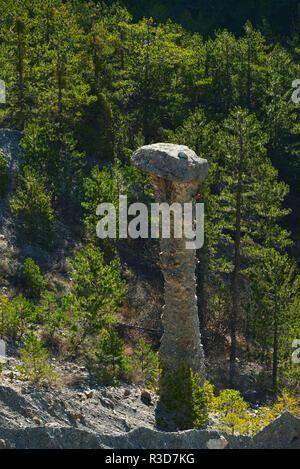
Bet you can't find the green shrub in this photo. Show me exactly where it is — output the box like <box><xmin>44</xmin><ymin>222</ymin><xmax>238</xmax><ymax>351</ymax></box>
<box><xmin>248</xmin><ymin>390</ymin><xmax>300</xmax><ymax>435</ymax></box>
<box><xmin>82</xmin><ymin>160</ymin><xmax>152</xmax><ymax>256</ymax></box>
<box><xmin>157</xmin><ymin>362</ymin><xmax>208</xmax><ymax>431</ymax></box>
<box><xmin>204</xmin><ymin>381</ymin><xmax>254</xmax><ymax>435</ymax></box>
<box><xmin>212</xmin><ymin>388</ymin><xmax>251</xmax><ymax>435</ymax></box>
<box><xmin>20</xmin><ymin>258</ymin><xmax>47</xmax><ymax>298</ymax></box>
<box><xmin>204</xmin><ymin>382</ymin><xmax>300</xmax><ymax>436</ymax></box>
<box><xmin>131</xmin><ymin>338</ymin><xmax>160</xmax><ymax>389</ymax></box>
<box><xmin>19</xmin><ymin>124</ymin><xmax>84</xmax><ymax>203</ymax></box>
<box><xmin>95</xmin><ymin>328</ymin><xmax>130</xmax><ymax>386</ymax></box>
<box><xmin>16</xmin><ymin>332</ymin><xmax>57</xmax><ymax>385</ymax></box>
<box><xmin>63</xmin><ymin>244</ymin><xmax>127</xmax><ymax>350</ymax></box>
<box><xmin>78</xmin><ymin>92</ymin><xmax>114</xmax><ymax>160</ymax></box>
<box><xmin>10</xmin><ymin>166</ymin><xmax>54</xmax><ymax>242</ymax></box>
<box><xmin>0</xmin><ymin>154</ymin><xmax>9</xmax><ymax>198</ymax></box>
<box><xmin>0</xmin><ymin>294</ymin><xmax>37</xmax><ymax>340</ymax></box>
<box><xmin>39</xmin><ymin>290</ymin><xmax>69</xmax><ymax>340</ymax></box>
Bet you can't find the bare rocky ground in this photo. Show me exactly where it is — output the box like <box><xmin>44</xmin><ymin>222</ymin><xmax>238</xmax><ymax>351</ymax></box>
<box><xmin>0</xmin><ymin>356</ymin><xmax>159</xmax><ymax>447</ymax></box>
<box><xmin>0</xmin><ymin>356</ymin><xmax>299</xmax><ymax>449</ymax></box>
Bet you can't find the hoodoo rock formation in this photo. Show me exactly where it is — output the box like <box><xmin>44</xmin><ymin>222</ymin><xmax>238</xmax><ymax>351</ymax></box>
<box><xmin>132</xmin><ymin>143</ymin><xmax>208</xmax><ymax>380</ymax></box>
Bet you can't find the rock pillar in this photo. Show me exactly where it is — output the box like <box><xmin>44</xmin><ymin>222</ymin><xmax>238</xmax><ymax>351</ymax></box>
<box><xmin>132</xmin><ymin>143</ymin><xmax>208</xmax><ymax>381</ymax></box>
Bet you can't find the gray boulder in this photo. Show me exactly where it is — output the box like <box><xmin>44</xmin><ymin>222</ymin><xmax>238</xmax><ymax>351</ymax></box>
<box><xmin>132</xmin><ymin>143</ymin><xmax>208</xmax><ymax>183</ymax></box>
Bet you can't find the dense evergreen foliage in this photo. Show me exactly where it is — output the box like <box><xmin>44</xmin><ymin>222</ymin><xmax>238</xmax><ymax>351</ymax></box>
<box><xmin>119</xmin><ymin>0</ymin><xmax>300</xmax><ymax>41</ymax></box>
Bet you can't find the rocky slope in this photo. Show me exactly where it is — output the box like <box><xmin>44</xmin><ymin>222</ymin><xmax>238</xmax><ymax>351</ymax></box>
<box><xmin>0</xmin><ymin>375</ymin><xmax>299</xmax><ymax>449</ymax></box>
<box><xmin>0</xmin><ymin>344</ymin><xmax>299</xmax><ymax>449</ymax></box>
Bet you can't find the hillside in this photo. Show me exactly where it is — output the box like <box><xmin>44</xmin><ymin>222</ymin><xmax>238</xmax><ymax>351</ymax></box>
<box><xmin>0</xmin><ymin>0</ymin><xmax>299</xmax><ymax>451</ymax></box>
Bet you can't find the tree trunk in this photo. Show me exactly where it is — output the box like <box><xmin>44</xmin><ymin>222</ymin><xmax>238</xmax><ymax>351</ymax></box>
<box><xmin>196</xmin><ymin>244</ymin><xmax>208</xmax><ymax>352</ymax></box>
<box><xmin>16</xmin><ymin>21</ymin><xmax>25</xmax><ymax>129</ymax></box>
<box><xmin>272</xmin><ymin>303</ymin><xmax>278</xmax><ymax>392</ymax></box>
<box><xmin>229</xmin><ymin>177</ymin><xmax>242</xmax><ymax>387</ymax></box>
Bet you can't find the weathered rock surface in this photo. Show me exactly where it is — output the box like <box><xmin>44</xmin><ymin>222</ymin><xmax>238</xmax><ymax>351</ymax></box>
<box><xmin>206</xmin><ymin>435</ymin><xmax>228</xmax><ymax>449</ymax></box>
<box><xmin>2</xmin><ymin>356</ymin><xmax>296</xmax><ymax>450</ymax></box>
<box><xmin>132</xmin><ymin>143</ymin><xmax>208</xmax><ymax>183</ymax></box>
<box><xmin>250</xmin><ymin>411</ymin><xmax>300</xmax><ymax>449</ymax></box>
<box><xmin>0</xmin><ymin>391</ymin><xmax>298</xmax><ymax>450</ymax></box>
<box><xmin>0</xmin><ymin>382</ymin><xmax>158</xmax><ymax>446</ymax></box>
<box><xmin>132</xmin><ymin>143</ymin><xmax>207</xmax><ymax>380</ymax></box>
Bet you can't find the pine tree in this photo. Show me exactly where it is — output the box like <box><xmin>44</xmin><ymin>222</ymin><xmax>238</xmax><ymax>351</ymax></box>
<box><xmin>158</xmin><ymin>362</ymin><xmax>208</xmax><ymax>431</ymax></box>
<box><xmin>216</xmin><ymin>107</ymin><xmax>291</xmax><ymax>386</ymax></box>
<box><xmin>236</xmin><ymin>22</ymin><xmax>268</xmax><ymax>110</ymax></box>
<box><xmin>10</xmin><ymin>166</ymin><xmax>54</xmax><ymax>243</ymax></box>
<box><xmin>0</xmin><ymin>294</ymin><xmax>37</xmax><ymax>340</ymax></box>
<box><xmin>62</xmin><ymin>244</ymin><xmax>127</xmax><ymax>350</ymax></box>
<box><xmin>19</xmin><ymin>124</ymin><xmax>84</xmax><ymax>206</ymax></box>
<box><xmin>131</xmin><ymin>338</ymin><xmax>160</xmax><ymax>387</ymax></box>
<box><xmin>16</xmin><ymin>332</ymin><xmax>56</xmax><ymax>384</ymax></box>
<box><xmin>0</xmin><ymin>154</ymin><xmax>9</xmax><ymax>198</ymax></box>
<box><xmin>95</xmin><ymin>328</ymin><xmax>129</xmax><ymax>385</ymax></box>
<box><xmin>39</xmin><ymin>290</ymin><xmax>69</xmax><ymax>341</ymax></box>
<box><xmin>246</xmin><ymin>249</ymin><xmax>299</xmax><ymax>391</ymax></box>
<box><xmin>20</xmin><ymin>258</ymin><xmax>47</xmax><ymax>298</ymax></box>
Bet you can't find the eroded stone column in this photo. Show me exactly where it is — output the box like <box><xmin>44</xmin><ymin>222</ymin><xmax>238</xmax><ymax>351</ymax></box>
<box><xmin>132</xmin><ymin>143</ymin><xmax>208</xmax><ymax>381</ymax></box>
